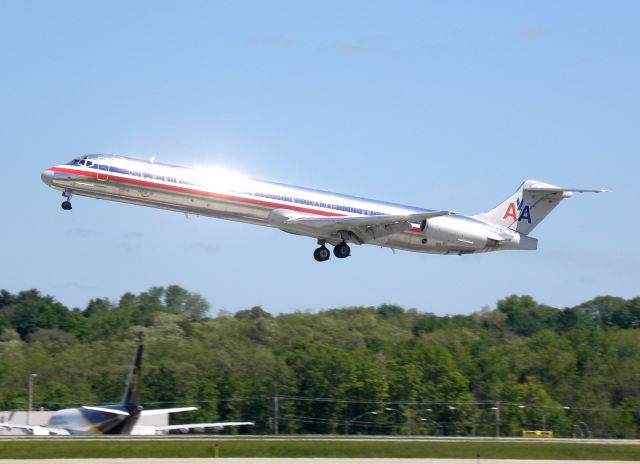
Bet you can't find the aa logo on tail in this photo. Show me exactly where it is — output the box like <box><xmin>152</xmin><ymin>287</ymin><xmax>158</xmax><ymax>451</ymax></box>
<box><xmin>504</xmin><ymin>198</ymin><xmax>531</xmax><ymax>224</ymax></box>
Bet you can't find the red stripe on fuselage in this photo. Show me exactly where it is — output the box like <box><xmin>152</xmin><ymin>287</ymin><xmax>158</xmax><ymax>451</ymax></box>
<box><xmin>50</xmin><ymin>165</ymin><xmax>350</xmax><ymax>218</ymax></box>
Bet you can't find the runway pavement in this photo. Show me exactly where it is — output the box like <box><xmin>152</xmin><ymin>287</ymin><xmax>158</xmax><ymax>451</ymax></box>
<box><xmin>1</xmin><ymin>459</ymin><xmax>639</xmax><ymax>464</ymax></box>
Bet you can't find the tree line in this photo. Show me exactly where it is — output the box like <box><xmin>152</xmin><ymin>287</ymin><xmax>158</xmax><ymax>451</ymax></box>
<box><xmin>0</xmin><ymin>286</ymin><xmax>639</xmax><ymax>438</ymax></box>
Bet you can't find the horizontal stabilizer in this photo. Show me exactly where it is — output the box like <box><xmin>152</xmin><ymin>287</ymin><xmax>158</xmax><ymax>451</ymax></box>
<box><xmin>140</xmin><ymin>406</ymin><xmax>197</xmax><ymax>417</ymax></box>
<box><xmin>525</xmin><ymin>186</ymin><xmax>608</xmax><ymax>194</ymax></box>
<box><xmin>82</xmin><ymin>406</ymin><xmax>130</xmax><ymax>416</ymax></box>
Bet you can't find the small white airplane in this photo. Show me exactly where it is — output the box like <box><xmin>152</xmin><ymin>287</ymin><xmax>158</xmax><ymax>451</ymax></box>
<box><xmin>0</xmin><ymin>342</ymin><xmax>253</xmax><ymax>436</ymax></box>
<box><xmin>41</xmin><ymin>155</ymin><xmax>606</xmax><ymax>261</ymax></box>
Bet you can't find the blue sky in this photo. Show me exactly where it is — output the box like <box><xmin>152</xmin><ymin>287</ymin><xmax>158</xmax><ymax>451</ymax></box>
<box><xmin>1</xmin><ymin>1</ymin><xmax>637</xmax><ymax>315</ymax></box>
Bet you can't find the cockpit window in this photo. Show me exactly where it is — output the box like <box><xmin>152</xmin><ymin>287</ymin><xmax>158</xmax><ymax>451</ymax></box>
<box><xmin>77</xmin><ymin>159</ymin><xmax>93</xmax><ymax>167</ymax></box>
<box><xmin>66</xmin><ymin>157</ymin><xmax>96</xmax><ymax>166</ymax></box>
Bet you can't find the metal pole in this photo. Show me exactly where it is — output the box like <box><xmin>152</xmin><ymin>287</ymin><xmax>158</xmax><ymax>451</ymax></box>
<box><xmin>274</xmin><ymin>395</ymin><xmax>279</xmax><ymax>435</ymax></box>
<box><xmin>490</xmin><ymin>403</ymin><xmax>500</xmax><ymax>438</ymax></box>
<box><xmin>27</xmin><ymin>373</ymin><xmax>37</xmax><ymax>426</ymax></box>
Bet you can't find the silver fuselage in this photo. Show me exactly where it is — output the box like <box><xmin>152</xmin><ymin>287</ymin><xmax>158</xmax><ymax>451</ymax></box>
<box><xmin>41</xmin><ymin>155</ymin><xmax>536</xmax><ymax>255</ymax></box>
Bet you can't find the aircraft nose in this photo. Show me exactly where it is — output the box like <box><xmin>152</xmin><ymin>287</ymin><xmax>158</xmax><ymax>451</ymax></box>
<box><xmin>41</xmin><ymin>169</ymin><xmax>54</xmax><ymax>186</ymax></box>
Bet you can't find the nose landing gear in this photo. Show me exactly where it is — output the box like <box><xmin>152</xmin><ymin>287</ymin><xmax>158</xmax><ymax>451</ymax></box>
<box><xmin>61</xmin><ymin>192</ymin><xmax>72</xmax><ymax>210</ymax></box>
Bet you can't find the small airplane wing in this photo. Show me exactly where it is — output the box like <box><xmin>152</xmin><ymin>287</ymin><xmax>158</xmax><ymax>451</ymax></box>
<box><xmin>140</xmin><ymin>407</ymin><xmax>197</xmax><ymax>417</ymax></box>
<box><xmin>154</xmin><ymin>421</ymin><xmax>255</xmax><ymax>433</ymax></box>
<box><xmin>285</xmin><ymin>210</ymin><xmax>453</xmax><ymax>227</ymax></box>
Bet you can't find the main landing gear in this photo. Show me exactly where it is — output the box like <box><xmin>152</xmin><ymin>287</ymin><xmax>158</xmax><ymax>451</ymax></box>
<box><xmin>313</xmin><ymin>245</ymin><xmax>331</xmax><ymax>262</ymax></box>
<box><xmin>313</xmin><ymin>240</ymin><xmax>351</xmax><ymax>262</ymax></box>
<box><xmin>61</xmin><ymin>192</ymin><xmax>72</xmax><ymax>210</ymax></box>
<box><xmin>333</xmin><ymin>242</ymin><xmax>350</xmax><ymax>259</ymax></box>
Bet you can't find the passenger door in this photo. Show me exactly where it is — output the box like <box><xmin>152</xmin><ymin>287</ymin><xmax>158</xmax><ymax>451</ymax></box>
<box><xmin>97</xmin><ymin>163</ymin><xmax>109</xmax><ymax>181</ymax></box>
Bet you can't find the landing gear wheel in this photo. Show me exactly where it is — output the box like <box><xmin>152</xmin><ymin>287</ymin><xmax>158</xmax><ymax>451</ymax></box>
<box><xmin>61</xmin><ymin>192</ymin><xmax>73</xmax><ymax>211</ymax></box>
<box><xmin>313</xmin><ymin>246</ymin><xmax>331</xmax><ymax>262</ymax></box>
<box><xmin>333</xmin><ymin>242</ymin><xmax>351</xmax><ymax>259</ymax></box>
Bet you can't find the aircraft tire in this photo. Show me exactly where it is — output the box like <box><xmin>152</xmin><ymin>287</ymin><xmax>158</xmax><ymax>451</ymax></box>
<box><xmin>61</xmin><ymin>201</ymin><xmax>72</xmax><ymax>210</ymax></box>
<box><xmin>313</xmin><ymin>246</ymin><xmax>330</xmax><ymax>262</ymax></box>
<box><xmin>333</xmin><ymin>243</ymin><xmax>350</xmax><ymax>259</ymax></box>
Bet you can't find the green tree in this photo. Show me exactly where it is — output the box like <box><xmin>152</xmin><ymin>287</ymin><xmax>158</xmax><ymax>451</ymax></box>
<box><xmin>497</xmin><ymin>295</ymin><xmax>558</xmax><ymax>336</ymax></box>
<box><xmin>164</xmin><ymin>285</ymin><xmax>210</xmax><ymax>320</ymax></box>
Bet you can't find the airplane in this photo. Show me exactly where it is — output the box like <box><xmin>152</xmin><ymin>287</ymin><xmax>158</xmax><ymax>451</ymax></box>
<box><xmin>0</xmin><ymin>342</ymin><xmax>253</xmax><ymax>435</ymax></box>
<box><xmin>41</xmin><ymin>155</ymin><xmax>606</xmax><ymax>261</ymax></box>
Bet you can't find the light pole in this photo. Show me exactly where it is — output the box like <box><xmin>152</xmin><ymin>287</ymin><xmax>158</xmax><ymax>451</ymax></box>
<box><xmin>562</xmin><ymin>406</ymin><xmax>571</xmax><ymax>438</ymax></box>
<box><xmin>27</xmin><ymin>373</ymin><xmax>38</xmax><ymax>426</ymax></box>
<box><xmin>385</xmin><ymin>407</ymin><xmax>401</xmax><ymax>435</ymax></box>
<box><xmin>539</xmin><ymin>406</ymin><xmax>546</xmax><ymax>431</ymax></box>
<box><xmin>578</xmin><ymin>420</ymin><xmax>591</xmax><ymax>438</ymax></box>
<box><xmin>489</xmin><ymin>403</ymin><xmax>500</xmax><ymax>438</ymax></box>
<box><xmin>385</xmin><ymin>407</ymin><xmax>412</xmax><ymax>435</ymax></box>
<box><xmin>419</xmin><ymin>417</ymin><xmax>443</xmax><ymax>435</ymax></box>
<box><xmin>345</xmin><ymin>411</ymin><xmax>378</xmax><ymax>435</ymax></box>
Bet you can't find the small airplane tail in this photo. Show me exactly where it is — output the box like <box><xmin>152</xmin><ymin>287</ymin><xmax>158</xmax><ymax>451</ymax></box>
<box><xmin>122</xmin><ymin>339</ymin><xmax>143</xmax><ymax>405</ymax></box>
<box><xmin>473</xmin><ymin>180</ymin><xmax>607</xmax><ymax>235</ymax></box>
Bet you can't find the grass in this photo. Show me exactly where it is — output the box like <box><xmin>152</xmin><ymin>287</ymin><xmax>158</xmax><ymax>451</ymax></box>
<box><xmin>0</xmin><ymin>438</ymin><xmax>639</xmax><ymax>460</ymax></box>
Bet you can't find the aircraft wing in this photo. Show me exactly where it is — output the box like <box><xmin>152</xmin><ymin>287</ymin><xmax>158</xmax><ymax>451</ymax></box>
<box><xmin>0</xmin><ymin>422</ymin><xmax>70</xmax><ymax>436</ymax></box>
<box><xmin>155</xmin><ymin>421</ymin><xmax>255</xmax><ymax>432</ymax></box>
<box><xmin>130</xmin><ymin>421</ymin><xmax>254</xmax><ymax>435</ymax></box>
<box><xmin>283</xmin><ymin>210</ymin><xmax>454</xmax><ymax>244</ymax></box>
<box><xmin>140</xmin><ymin>407</ymin><xmax>197</xmax><ymax>416</ymax></box>
<box><xmin>285</xmin><ymin>210</ymin><xmax>453</xmax><ymax>227</ymax></box>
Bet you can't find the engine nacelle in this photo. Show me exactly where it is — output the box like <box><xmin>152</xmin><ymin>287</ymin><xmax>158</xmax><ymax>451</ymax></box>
<box><xmin>423</xmin><ymin>217</ymin><xmax>491</xmax><ymax>247</ymax></box>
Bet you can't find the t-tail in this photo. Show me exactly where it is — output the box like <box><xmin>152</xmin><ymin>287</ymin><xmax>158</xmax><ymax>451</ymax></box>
<box><xmin>473</xmin><ymin>180</ymin><xmax>607</xmax><ymax>235</ymax></box>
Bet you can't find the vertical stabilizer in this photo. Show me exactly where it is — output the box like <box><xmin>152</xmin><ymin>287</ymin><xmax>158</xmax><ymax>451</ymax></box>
<box><xmin>122</xmin><ymin>339</ymin><xmax>143</xmax><ymax>405</ymax></box>
<box><xmin>473</xmin><ymin>180</ymin><xmax>605</xmax><ymax>235</ymax></box>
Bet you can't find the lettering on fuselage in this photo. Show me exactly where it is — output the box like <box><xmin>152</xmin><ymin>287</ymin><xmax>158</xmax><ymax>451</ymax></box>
<box><xmin>503</xmin><ymin>197</ymin><xmax>531</xmax><ymax>224</ymax></box>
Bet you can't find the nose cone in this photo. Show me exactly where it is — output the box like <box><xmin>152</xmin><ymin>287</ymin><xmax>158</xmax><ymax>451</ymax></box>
<box><xmin>41</xmin><ymin>169</ymin><xmax>54</xmax><ymax>186</ymax></box>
